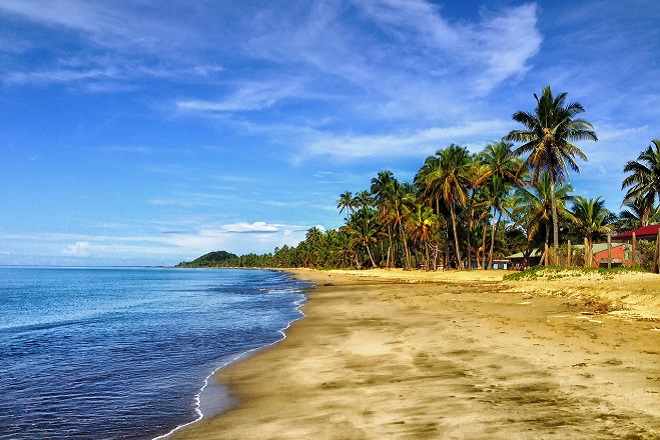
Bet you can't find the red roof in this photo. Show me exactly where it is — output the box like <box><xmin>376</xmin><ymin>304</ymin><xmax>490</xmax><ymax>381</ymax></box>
<box><xmin>612</xmin><ymin>224</ymin><xmax>660</xmax><ymax>240</ymax></box>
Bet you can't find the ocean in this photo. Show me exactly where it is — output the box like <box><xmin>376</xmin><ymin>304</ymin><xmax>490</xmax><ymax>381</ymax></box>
<box><xmin>0</xmin><ymin>267</ymin><xmax>311</xmax><ymax>440</ymax></box>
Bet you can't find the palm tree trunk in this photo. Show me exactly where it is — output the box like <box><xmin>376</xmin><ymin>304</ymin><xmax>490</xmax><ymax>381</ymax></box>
<box><xmin>466</xmin><ymin>208</ymin><xmax>474</xmax><ymax>270</ymax></box>
<box><xmin>353</xmin><ymin>253</ymin><xmax>362</xmax><ymax>269</ymax></box>
<box><xmin>481</xmin><ymin>222</ymin><xmax>488</xmax><ymax>269</ymax></box>
<box><xmin>365</xmin><ymin>244</ymin><xmax>376</xmax><ymax>268</ymax></box>
<box><xmin>397</xmin><ymin>218</ymin><xmax>411</xmax><ymax>270</ymax></box>
<box><xmin>386</xmin><ymin>226</ymin><xmax>393</xmax><ymax>268</ymax></box>
<box><xmin>488</xmin><ymin>209</ymin><xmax>502</xmax><ymax>269</ymax></box>
<box><xmin>550</xmin><ymin>179</ymin><xmax>559</xmax><ymax>250</ymax></box>
<box><xmin>450</xmin><ymin>203</ymin><xmax>462</xmax><ymax>269</ymax></box>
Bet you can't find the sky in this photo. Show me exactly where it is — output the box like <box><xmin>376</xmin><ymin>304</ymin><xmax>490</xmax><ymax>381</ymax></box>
<box><xmin>0</xmin><ymin>0</ymin><xmax>658</xmax><ymax>266</ymax></box>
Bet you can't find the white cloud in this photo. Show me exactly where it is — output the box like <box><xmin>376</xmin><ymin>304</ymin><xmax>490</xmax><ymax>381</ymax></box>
<box><xmin>0</xmin><ymin>220</ymin><xmax>315</xmax><ymax>265</ymax></box>
<box><xmin>4</xmin><ymin>67</ymin><xmax>119</xmax><ymax>84</ymax></box>
<box><xmin>593</xmin><ymin>124</ymin><xmax>650</xmax><ymax>142</ymax></box>
<box><xmin>221</xmin><ymin>221</ymin><xmax>279</xmax><ymax>233</ymax></box>
<box><xmin>176</xmin><ymin>79</ymin><xmax>322</xmax><ymax>113</ymax></box>
<box><xmin>63</xmin><ymin>241</ymin><xmax>91</xmax><ymax>255</ymax></box>
<box><xmin>0</xmin><ymin>0</ymin><xmax>197</xmax><ymax>54</ymax></box>
<box><xmin>355</xmin><ymin>1</ymin><xmax>541</xmax><ymax>94</ymax></box>
<box><xmin>301</xmin><ymin>120</ymin><xmax>509</xmax><ymax>159</ymax></box>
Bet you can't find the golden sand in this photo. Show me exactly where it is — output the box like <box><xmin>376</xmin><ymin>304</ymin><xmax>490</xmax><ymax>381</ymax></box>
<box><xmin>171</xmin><ymin>268</ymin><xmax>660</xmax><ymax>439</ymax></box>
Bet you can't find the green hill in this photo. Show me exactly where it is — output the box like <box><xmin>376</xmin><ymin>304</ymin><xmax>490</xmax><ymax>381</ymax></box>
<box><xmin>176</xmin><ymin>250</ymin><xmax>239</xmax><ymax>267</ymax></box>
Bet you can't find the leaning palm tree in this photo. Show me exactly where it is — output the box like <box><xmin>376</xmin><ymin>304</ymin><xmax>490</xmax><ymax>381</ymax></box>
<box><xmin>504</xmin><ymin>86</ymin><xmax>597</xmax><ymax>250</ymax></box>
<box><xmin>415</xmin><ymin>144</ymin><xmax>473</xmax><ymax>269</ymax></box>
<box><xmin>621</xmin><ymin>139</ymin><xmax>660</xmax><ymax>226</ymax></box>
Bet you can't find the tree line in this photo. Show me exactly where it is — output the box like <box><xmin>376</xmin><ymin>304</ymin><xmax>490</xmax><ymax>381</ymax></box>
<box><xmin>177</xmin><ymin>86</ymin><xmax>660</xmax><ymax>271</ymax></box>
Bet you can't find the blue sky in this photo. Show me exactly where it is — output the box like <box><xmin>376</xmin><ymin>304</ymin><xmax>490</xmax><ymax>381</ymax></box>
<box><xmin>0</xmin><ymin>0</ymin><xmax>658</xmax><ymax>266</ymax></box>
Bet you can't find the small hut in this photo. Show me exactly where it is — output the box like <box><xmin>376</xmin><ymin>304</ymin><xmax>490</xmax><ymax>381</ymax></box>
<box><xmin>612</xmin><ymin>224</ymin><xmax>660</xmax><ymax>273</ymax></box>
<box><xmin>612</xmin><ymin>224</ymin><xmax>660</xmax><ymax>242</ymax></box>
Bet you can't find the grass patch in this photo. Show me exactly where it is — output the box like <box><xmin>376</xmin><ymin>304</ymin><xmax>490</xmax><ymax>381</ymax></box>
<box><xmin>503</xmin><ymin>265</ymin><xmax>647</xmax><ymax>281</ymax></box>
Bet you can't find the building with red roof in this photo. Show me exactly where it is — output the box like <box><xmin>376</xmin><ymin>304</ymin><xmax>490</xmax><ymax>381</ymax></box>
<box><xmin>612</xmin><ymin>224</ymin><xmax>660</xmax><ymax>241</ymax></box>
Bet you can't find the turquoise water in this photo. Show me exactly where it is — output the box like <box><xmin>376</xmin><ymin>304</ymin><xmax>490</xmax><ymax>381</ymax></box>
<box><xmin>0</xmin><ymin>267</ymin><xmax>310</xmax><ymax>439</ymax></box>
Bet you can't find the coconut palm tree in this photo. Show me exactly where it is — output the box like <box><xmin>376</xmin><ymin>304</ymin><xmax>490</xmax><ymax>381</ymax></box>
<box><xmin>371</xmin><ymin>173</ymin><xmax>414</xmax><ymax>269</ymax></box>
<box><xmin>415</xmin><ymin>144</ymin><xmax>473</xmax><ymax>269</ymax></box>
<box><xmin>477</xmin><ymin>141</ymin><xmax>525</xmax><ymax>187</ymax></box>
<box><xmin>371</xmin><ymin>171</ymin><xmax>397</xmax><ymax>267</ymax></box>
<box><xmin>617</xmin><ymin>197</ymin><xmax>660</xmax><ymax>231</ymax></box>
<box><xmin>355</xmin><ymin>190</ymin><xmax>374</xmax><ymax>211</ymax></box>
<box><xmin>478</xmin><ymin>141</ymin><xmax>524</xmax><ymax>269</ymax></box>
<box><xmin>570</xmin><ymin>196</ymin><xmax>615</xmax><ymax>266</ymax></box>
<box><xmin>621</xmin><ymin>139</ymin><xmax>660</xmax><ymax>226</ymax></box>
<box><xmin>482</xmin><ymin>175</ymin><xmax>511</xmax><ymax>269</ymax></box>
<box><xmin>571</xmin><ymin>196</ymin><xmax>615</xmax><ymax>243</ymax></box>
<box><xmin>405</xmin><ymin>204</ymin><xmax>438</xmax><ymax>268</ymax></box>
<box><xmin>337</xmin><ymin>191</ymin><xmax>358</xmax><ymax>217</ymax></box>
<box><xmin>504</xmin><ymin>86</ymin><xmax>597</xmax><ymax>250</ymax></box>
<box><xmin>512</xmin><ymin>171</ymin><xmax>576</xmax><ymax>249</ymax></box>
<box><xmin>344</xmin><ymin>208</ymin><xmax>379</xmax><ymax>268</ymax></box>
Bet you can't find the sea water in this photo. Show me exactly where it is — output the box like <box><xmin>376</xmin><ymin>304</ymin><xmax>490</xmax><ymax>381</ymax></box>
<box><xmin>0</xmin><ymin>267</ymin><xmax>311</xmax><ymax>439</ymax></box>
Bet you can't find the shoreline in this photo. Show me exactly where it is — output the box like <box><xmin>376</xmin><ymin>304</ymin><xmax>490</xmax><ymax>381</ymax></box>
<box><xmin>171</xmin><ymin>268</ymin><xmax>660</xmax><ymax>439</ymax></box>
<box><xmin>155</xmin><ymin>271</ymin><xmax>311</xmax><ymax>440</ymax></box>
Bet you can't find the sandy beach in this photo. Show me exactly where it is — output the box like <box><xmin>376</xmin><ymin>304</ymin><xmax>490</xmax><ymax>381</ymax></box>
<box><xmin>171</xmin><ymin>269</ymin><xmax>660</xmax><ymax>439</ymax></box>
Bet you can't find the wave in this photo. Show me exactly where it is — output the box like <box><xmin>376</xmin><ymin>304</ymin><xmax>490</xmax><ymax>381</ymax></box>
<box><xmin>151</xmin><ymin>285</ymin><xmax>309</xmax><ymax>440</ymax></box>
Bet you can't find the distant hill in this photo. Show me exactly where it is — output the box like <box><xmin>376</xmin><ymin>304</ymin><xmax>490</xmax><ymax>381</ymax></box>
<box><xmin>176</xmin><ymin>250</ymin><xmax>239</xmax><ymax>267</ymax></box>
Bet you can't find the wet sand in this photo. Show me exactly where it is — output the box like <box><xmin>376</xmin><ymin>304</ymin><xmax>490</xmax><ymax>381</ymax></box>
<box><xmin>171</xmin><ymin>269</ymin><xmax>660</xmax><ymax>439</ymax></box>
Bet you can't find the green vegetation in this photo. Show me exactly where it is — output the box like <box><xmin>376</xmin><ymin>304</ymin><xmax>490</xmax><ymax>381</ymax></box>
<box><xmin>503</xmin><ymin>266</ymin><xmax>647</xmax><ymax>281</ymax></box>
<box><xmin>177</xmin><ymin>87</ymin><xmax>659</xmax><ymax>273</ymax></box>
<box><xmin>177</xmin><ymin>251</ymin><xmax>238</xmax><ymax>267</ymax></box>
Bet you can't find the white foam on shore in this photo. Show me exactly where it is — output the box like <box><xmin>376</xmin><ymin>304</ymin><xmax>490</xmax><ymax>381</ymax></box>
<box><xmin>151</xmin><ymin>280</ymin><xmax>312</xmax><ymax>440</ymax></box>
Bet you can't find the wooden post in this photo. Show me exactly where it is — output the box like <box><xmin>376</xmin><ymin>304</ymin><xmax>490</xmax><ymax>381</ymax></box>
<box><xmin>607</xmin><ymin>233</ymin><xmax>612</xmax><ymax>269</ymax></box>
<box><xmin>632</xmin><ymin>232</ymin><xmax>636</xmax><ymax>267</ymax></box>
<box><xmin>544</xmin><ymin>243</ymin><xmax>549</xmax><ymax>266</ymax></box>
<box><xmin>584</xmin><ymin>237</ymin><xmax>589</xmax><ymax>267</ymax></box>
<box><xmin>567</xmin><ymin>240</ymin><xmax>572</xmax><ymax>267</ymax></box>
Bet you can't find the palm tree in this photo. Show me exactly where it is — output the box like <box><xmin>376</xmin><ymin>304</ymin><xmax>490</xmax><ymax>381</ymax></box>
<box><xmin>370</xmin><ymin>172</ymin><xmax>415</xmax><ymax>269</ymax></box>
<box><xmin>415</xmin><ymin>144</ymin><xmax>472</xmax><ymax>269</ymax></box>
<box><xmin>345</xmin><ymin>208</ymin><xmax>379</xmax><ymax>268</ymax></box>
<box><xmin>483</xmin><ymin>175</ymin><xmax>511</xmax><ymax>269</ymax></box>
<box><xmin>477</xmin><ymin>141</ymin><xmax>525</xmax><ymax>187</ymax></box>
<box><xmin>570</xmin><ymin>196</ymin><xmax>615</xmax><ymax>264</ymax></box>
<box><xmin>337</xmin><ymin>191</ymin><xmax>358</xmax><ymax>217</ymax></box>
<box><xmin>621</xmin><ymin>139</ymin><xmax>660</xmax><ymax>226</ymax></box>
<box><xmin>504</xmin><ymin>86</ymin><xmax>597</xmax><ymax>250</ymax></box>
<box><xmin>371</xmin><ymin>171</ymin><xmax>397</xmax><ymax>267</ymax></box>
<box><xmin>405</xmin><ymin>204</ymin><xmax>438</xmax><ymax>268</ymax></box>
<box><xmin>355</xmin><ymin>190</ymin><xmax>374</xmax><ymax>211</ymax></box>
<box><xmin>617</xmin><ymin>197</ymin><xmax>660</xmax><ymax>231</ymax></box>
<box><xmin>478</xmin><ymin>141</ymin><xmax>524</xmax><ymax>269</ymax></box>
<box><xmin>512</xmin><ymin>171</ymin><xmax>576</xmax><ymax>253</ymax></box>
<box><xmin>464</xmin><ymin>156</ymin><xmax>489</xmax><ymax>269</ymax></box>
